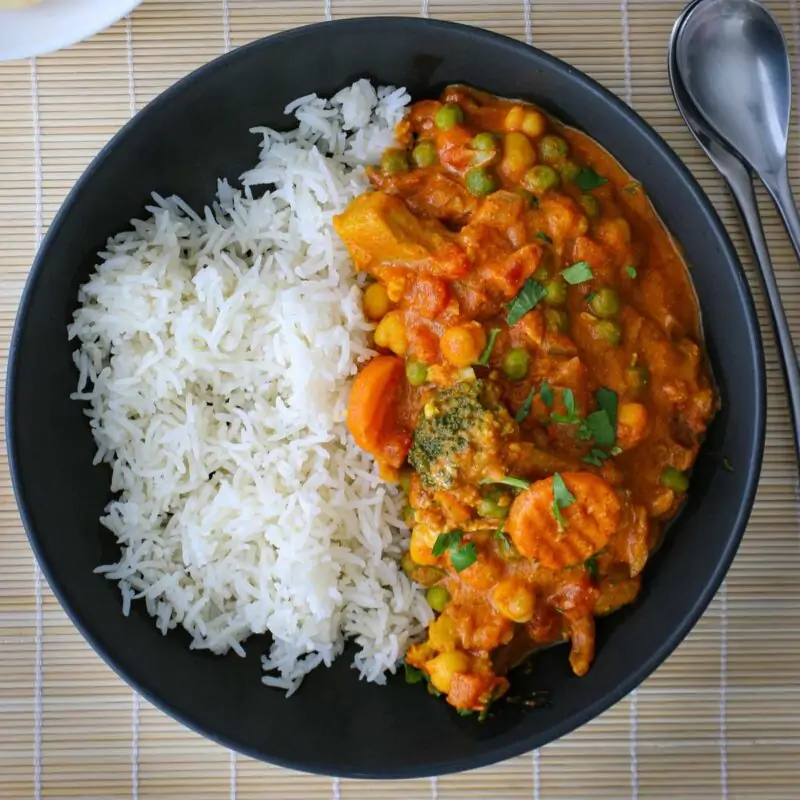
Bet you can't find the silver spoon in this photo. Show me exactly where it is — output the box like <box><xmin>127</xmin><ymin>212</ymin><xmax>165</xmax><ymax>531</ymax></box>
<box><xmin>670</xmin><ymin>0</ymin><xmax>800</xmax><ymax>458</ymax></box>
<box><xmin>674</xmin><ymin>0</ymin><xmax>800</xmax><ymax>263</ymax></box>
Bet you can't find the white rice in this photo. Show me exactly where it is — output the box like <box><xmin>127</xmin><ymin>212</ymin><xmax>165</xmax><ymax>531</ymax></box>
<box><xmin>68</xmin><ymin>80</ymin><xmax>432</xmax><ymax>694</ymax></box>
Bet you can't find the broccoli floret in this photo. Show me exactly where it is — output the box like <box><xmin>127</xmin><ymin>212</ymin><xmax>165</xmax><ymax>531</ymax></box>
<box><xmin>409</xmin><ymin>382</ymin><xmax>484</xmax><ymax>489</ymax></box>
<box><xmin>409</xmin><ymin>380</ymin><xmax>516</xmax><ymax>491</ymax></box>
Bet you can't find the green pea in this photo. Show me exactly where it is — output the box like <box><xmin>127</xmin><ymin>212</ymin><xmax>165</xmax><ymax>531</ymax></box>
<box><xmin>589</xmin><ymin>287</ymin><xmax>621</xmax><ymax>319</ymax></box>
<box><xmin>406</xmin><ymin>360</ymin><xmax>428</xmax><ymax>386</ymax></box>
<box><xmin>435</xmin><ymin>103</ymin><xmax>464</xmax><ymax>130</ymax></box>
<box><xmin>401</xmin><ymin>550</ymin><xmax>417</xmax><ymax>577</ymax></box>
<box><xmin>523</xmin><ymin>165</ymin><xmax>560</xmax><ymax>194</ymax></box>
<box><xmin>660</xmin><ymin>466</ymin><xmax>690</xmax><ymax>493</ymax></box>
<box><xmin>560</xmin><ymin>159</ymin><xmax>581</xmax><ymax>181</ymax></box>
<box><xmin>478</xmin><ymin>497</ymin><xmax>509</xmax><ymax>519</ymax></box>
<box><xmin>501</xmin><ymin>347</ymin><xmax>530</xmax><ymax>381</ymax></box>
<box><xmin>595</xmin><ymin>319</ymin><xmax>622</xmax><ymax>346</ymax></box>
<box><xmin>398</xmin><ymin>470</ymin><xmax>412</xmax><ymax>494</ymax></box>
<box><xmin>539</xmin><ymin>134</ymin><xmax>569</xmax><ymax>164</ymax></box>
<box><xmin>532</xmin><ymin>265</ymin><xmax>550</xmax><ymax>282</ymax></box>
<box><xmin>544</xmin><ymin>308</ymin><xmax>569</xmax><ymax>333</ymax></box>
<box><xmin>426</xmin><ymin>585</ymin><xmax>451</xmax><ymax>612</ymax></box>
<box><xmin>627</xmin><ymin>365</ymin><xmax>649</xmax><ymax>391</ymax></box>
<box><xmin>381</xmin><ymin>149</ymin><xmax>409</xmax><ymax>174</ymax></box>
<box><xmin>579</xmin><ymin>194</ymin><xmax>601</xmax><ymax>218</ymax></box>
<box><xmin>472</xmin><ymin>132</ymin><xmax>500</xmax><ymax>151</ymax></box>
<box><xmin>544</xmin><ymin>279</ymin><xmax>567</xmax><ymax>306</ymax></box>
<box><xmin>412</xmin><ymin>140</ymin><xmax>438</xmax><ymax>168</ymax></box>
<box><xmin>465</xmin><ymin>167</ymin><xmax>499</xmax><ymax>197</ymax></box>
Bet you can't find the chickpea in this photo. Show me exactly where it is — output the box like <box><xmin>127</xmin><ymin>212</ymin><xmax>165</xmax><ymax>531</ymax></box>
<box><xmin>373</xmin><ymin>310</ymin><xmax>407</xmax><ymax>355</ymax></box>
<box><xmin>503</xmin><ymin>105</ymin><xmax>526</xmax><ymax>132</ymax></box>
<box><xmin>501</xmin><ymin>131</ymin><xmax>536</xmax><ymax>179</ymax></box>
<box><xmin>440</xmin><ymin>322</ymin><xmax>487</xmax><ymax>367</ymax></box>
<box><xmin>616</xmin><ymin>402</ymin><xmax>649</xmax><ymax>450</ymax></box>
<box><xmin>362</xmin><ymin>282</ymin><xmax>391</xmax><ymax>320</ymax></box>
<box><xmin>492</xmin><ymin>578</ymin><xmax>535</xmax><ymax>623</ymax></box>
<box><xmin>521</xmin><ymin>109</ymin><xmax>547</xmax><ymax>138</ymax></box>
<box><xmin>596</xmin><ymin>217</ymin><xmax>632</xmax><ymax>249</ymax></box>
<box><xmin>426</xmin><ymin>650</ymin><xmax>471</xmax><ymax>695</ymax></box>
<box><xmin>410</xmin><ymin>524</ymin><xmax>439</xmax><ymax>566</ymax></box>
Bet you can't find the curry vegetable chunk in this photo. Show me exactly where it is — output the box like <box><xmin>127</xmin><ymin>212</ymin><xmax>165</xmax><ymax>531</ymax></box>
<box><xmin>335</xmin><ymin>85</ymin><xmax>717</xmax><ymax>715</ymax></box>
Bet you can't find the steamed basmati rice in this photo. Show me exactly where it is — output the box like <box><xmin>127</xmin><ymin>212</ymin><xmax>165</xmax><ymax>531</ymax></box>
<box><xmin>68</xmin><ymin>80</ymin><xmax>432</xmax><ymax>694</ymax></box>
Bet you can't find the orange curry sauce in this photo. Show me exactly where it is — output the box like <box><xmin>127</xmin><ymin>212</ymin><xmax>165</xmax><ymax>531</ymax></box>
<box><xmin>333</xmin><ymin>85</ymin><xmax>717</xmax><ymax>714</ymax></box>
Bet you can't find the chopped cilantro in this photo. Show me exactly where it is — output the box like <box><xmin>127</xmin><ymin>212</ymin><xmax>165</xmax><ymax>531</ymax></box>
<box><xmin>575</xmin><ymin>167</ymin><xmax>608</xmax><ymax>191</ymax></box>
<box><xmin>561</xmin><ymin>261</ymin><xmax>594</xmax><ymax>285</ymax></box>
<box><xmin>506</xmin><ymin>279</ymin><xmax>547</xmax><ymax>325</ymax></box>
<box><xmin>584</xmin><ymin>410</ymin><xmax>615</xmax><ymax>446</ymax></box>
<box><xmin>595</xmin><ymin>387</ymin><xmax>618</xmax><ymax>429</ymax></box>
<box><xmin>584</xmin><ymin>555</ymin><xmax>599</xmax><ymax>581</ymax></box>
<box><xmin>476</xmin><ymin>327</ymin><xmax>501</xmax><ymax>366</ymax></box>
<box><xmin>536</xmin><ymin>231</ymin><xmax>553</xmax><ymax>244</ymax></box>
<box><xmin>432</xmin><ymin>530</ymin><xmax>462</xmax><ymax>557</ymax></box>
<box><xmin>553</xmin><ymin>472</ymin><xmax>576</xmax><ymax>510</ymax></box>
<box><xmin>515</xmin><ymin>387</ymin><xmax>536</xmax><ymax>424</ymax></box>
<box><xmin>404</xmin><ymin>662</ymin><xmax>425</xmax><ymax>684</ymax></box>
<box><xmin>432</xmin><ymin>530</ymin><xmax>477</xmax><ymax>573</ymax></box>
<box><xmin>625</xmin><ymin>265</ymin><xmax>638</xmax><ymax>279</ymax></box>
<box><xmin>481</xmin><ymin>476</ymin><xmax>530</xmax><ymax>490</ymax></box>
<box><xmin>540</xmin><ymin>381</ymin><xmax>554</xmax><ymax>408</ymax></box>
<box><xmin>450</xmin><ymin>542</ymin><xmax>477</xmax><ymax>572</ymax></box>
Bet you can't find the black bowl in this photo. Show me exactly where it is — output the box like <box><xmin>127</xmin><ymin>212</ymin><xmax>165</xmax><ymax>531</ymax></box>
<box><xmin>7</xmin><ymin>17</ymin><xmax>764</xmax><ymax>778</ymax></box>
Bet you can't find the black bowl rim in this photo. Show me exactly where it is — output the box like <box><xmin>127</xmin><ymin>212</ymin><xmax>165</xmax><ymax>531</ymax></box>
<box><xmin>6</xmin><ymin>15</ymin><xmax>766</xmax><ymax>778</ymax></box>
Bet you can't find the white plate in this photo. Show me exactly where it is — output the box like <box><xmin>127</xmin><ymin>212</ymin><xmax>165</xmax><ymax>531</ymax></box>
<box><xmin>0</xmin><ymin>0</ymin><xmax>141</xmax><ymax>62</ymax></box>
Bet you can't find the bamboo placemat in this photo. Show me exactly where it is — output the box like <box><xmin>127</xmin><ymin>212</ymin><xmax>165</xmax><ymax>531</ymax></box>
<box><xmin>1</xmin><ymin>1</ymin><xmax>798</xmax><ymax>797</ymax></box>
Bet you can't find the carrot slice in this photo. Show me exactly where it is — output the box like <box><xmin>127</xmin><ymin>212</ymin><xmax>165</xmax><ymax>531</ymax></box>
<box><xmin>506</xmin><ymin>472</ymin><xmax>620</xmax><ymax>570</ymax></box>
<box><xmin>347</xmin><ymin>355</ymin><xmax>407</xmax><ymax>466</ymax></box>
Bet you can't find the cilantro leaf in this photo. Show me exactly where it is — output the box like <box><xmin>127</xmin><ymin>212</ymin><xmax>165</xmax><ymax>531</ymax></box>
<box><xmin>481</xmin><ymin>476</ymin><xmax>530</xmax><ymax>490</ymax></box>
<box><xmin>457</xmin><ymin>709</ymin><xmax>475</xmax><ymax>716</ymax></box>
<box><xmin>561</xmin><ymin>261</ymin><xmax>594</xmax><ymax>285</ymax></box>
<box><xmin>575</xmin><ymin>167</ymin><xmax>608</xmax><ymax>191</ymax></box>
<box><xmin>552</xmin><ymin>472</ymin><xmax>576</xmax><ymax>509</ymax></box>
<box><xmin>506</xmin><ymin>279</ymin><xmax>547</xmax><ymax>326</ymax></box>
<box><xmin>515</xmin><ymin>387</ymin><xmax>536</xmax><ymax>424</ymax></box>
<box><xmin>586</xmin><ymin>291</ymin><xmax>598</xmax><ymax>303</ymax></box>
<box><xmin>551</xmin><ymin>498</ymin><xmax>566</xmax><ymax>533</ymax></box>
<box><xmin>563</xmin><ymin>387</ymin><xmax>576</xmax><ymax>417</ymax></box>
<box><xmin>584</xmin><ymin>410</ymin><xmax>615</xmax><ymax>446</ymax></box>
<box><xmin>582</xmin><ymin>453</ymin><xmax>603</xmax><ymax>467</ymax></box>
<box><xmin>477</xmin><ymin>327</ymin><xmax>501</xmax><ymax>366</ymax></box>
<box><xmin>540</xmin><ymin>381</ymin><xmax>554</xmax><ymax>408</ymax></box>
<box><xmin>625</xmin><ymin>265</ymin><xmax>638</xmax><ymax>279</ymax></box>
<box><xmin>404</xmin><ymin>662</ymin><xmax>425</xmax><ymax>684</ymax></box>
<box><xmin>432</xmin><ymin>530</ymin><xmax>462</xmax><ymax>557</ymax></box>
<box><xmin>536</xmin><ymin>231</ymin><xmax>553</xmax><ymax>244</ymax></box>
<box><xmin>584</xmin><ymin>555</ymin><xmax>599</xmax><ymax>581</ymax></box>
<box><xmin>595</xmin><ymin>387</ymin><xmax>618</xmax><ymax>429</ymax></box>
<box><xmin>451</xmin><ymin>542</ymin><xmax>477</xmax><ymax>572</ymax></box>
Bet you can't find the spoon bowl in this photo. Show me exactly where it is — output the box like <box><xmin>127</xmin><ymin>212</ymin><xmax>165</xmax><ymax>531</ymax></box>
<box><xmin>676</xmin><ymin>0</ymin><xmax>791</xmax><ymax>179</ymax></box>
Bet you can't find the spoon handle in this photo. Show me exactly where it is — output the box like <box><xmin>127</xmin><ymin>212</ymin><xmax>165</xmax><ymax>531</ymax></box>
<box><xmin>729</xmin><ymin>168</ymin><xmax>800</xmax><ymax>456</ymax></box>
<box><xmin>766</xmin><ymin>167</ymin><xmax>800</xmax><ymax>268</ymax></box>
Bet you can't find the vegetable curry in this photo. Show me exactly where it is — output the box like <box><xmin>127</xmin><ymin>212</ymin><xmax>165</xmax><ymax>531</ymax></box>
<box><xmin>334</xmin><ymin>85</ymin><xmax>717</xmax><ymax>715</ymax></box>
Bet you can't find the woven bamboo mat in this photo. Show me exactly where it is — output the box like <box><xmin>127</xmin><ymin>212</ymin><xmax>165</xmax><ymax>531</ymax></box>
<box><xmin>1</xmin><ymin>1</ymin><xmax>799</xmax><ymax>797</ymax></box>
